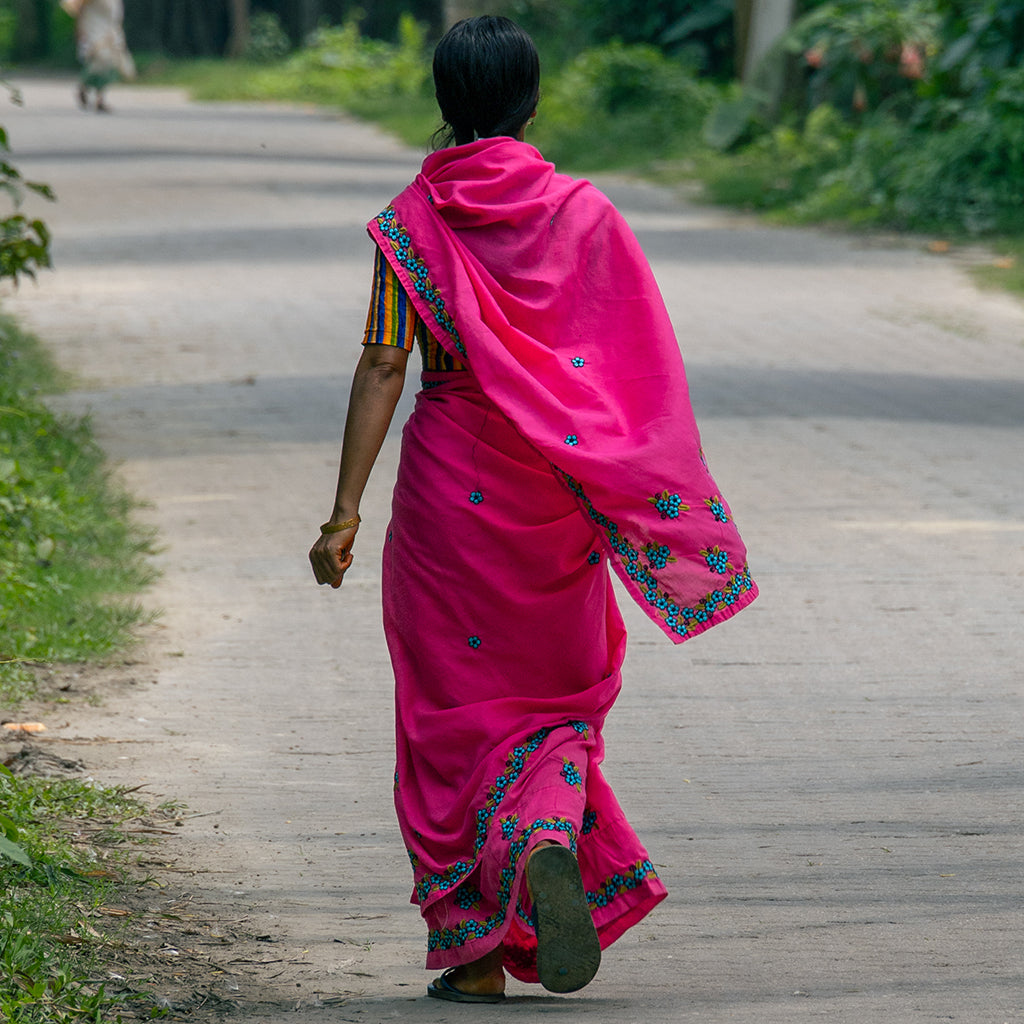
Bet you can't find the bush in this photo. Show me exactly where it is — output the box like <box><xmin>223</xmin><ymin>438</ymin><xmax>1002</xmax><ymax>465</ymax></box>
<box><xmin>700</xmin><ymin>103</ymin><xmax>853</xmax><ymax>211</ymax></box>
<box><xmin>535</xmin><ymin>42</ymin><xmax>714</xmax><ymax>170</ymax></box>
<box><xmin>786</xmin><ymin>0</ymin><xmax>938</xmax><ymax>117</ymax></box>
<box><xmin>249</xmin><ymin>13</ymin><xmax>430</xmax><ymax>107</ymax></box>
<box><xmin>245</xmin><ymin>11</ymin><xmax>291</xmax><ymax>64</ymax></box>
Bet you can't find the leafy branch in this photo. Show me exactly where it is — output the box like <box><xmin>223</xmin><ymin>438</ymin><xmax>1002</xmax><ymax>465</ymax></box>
<box><xmin>1</xmin><ymin>84</ymin><xmax>55</xmax><ymax>287</ymax></box>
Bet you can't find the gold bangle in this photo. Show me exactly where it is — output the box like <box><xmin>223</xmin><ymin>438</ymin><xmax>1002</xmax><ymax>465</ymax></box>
<box><xmin>320</xmin><ymin>514</ymin><xmax>360</xmax><ymax>534</ymax></box>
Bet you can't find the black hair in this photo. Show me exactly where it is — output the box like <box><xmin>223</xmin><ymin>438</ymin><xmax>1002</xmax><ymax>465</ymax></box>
<box><xmin>432</xmin><ymin>16</ymin><xmax>540</xmax><ymax>149</ymax></box>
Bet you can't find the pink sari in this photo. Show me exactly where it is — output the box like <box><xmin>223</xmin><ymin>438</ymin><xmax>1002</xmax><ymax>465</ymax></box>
<box><xmin>371</xmin><ymin>138</ymin><xmax>757</xmax><ymax>978</ymax></box>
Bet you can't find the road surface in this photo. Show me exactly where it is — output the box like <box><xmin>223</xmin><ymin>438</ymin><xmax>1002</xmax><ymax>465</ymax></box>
<box><xmin>5</xmin><ymin>79</ymin><xmax>1023</xmax><ymax>1022</ymax></box>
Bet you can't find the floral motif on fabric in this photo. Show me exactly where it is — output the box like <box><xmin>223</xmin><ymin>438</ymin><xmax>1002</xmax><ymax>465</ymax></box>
<box><xmin>705</xmin><ymin>495</ymin><xmax>730</xmax><ymax>523</ymax></box>
<box><xmin>421</xmin><ymin>379</ymin><xmax>446</xmax><ymax>390</ymax></box>
<box><xmin>468</xmin><ymin>635</ymin><xmax>482</xmax><ymax>649</ymax></box>
<box><xmin>375</xmin><ymin>206</ymin><xmax>467</xmax><ymax>357</ymax></box>
<box><xmin>415</xmin><ymin>858</ymin><xmax>474</xmax><ymax>903</ymax></box>
<box><xmin>565</xmin><ymin>434</ymin><xmax>579</xmax><ymax>446</ymax></box>
<box><xmin>587</xmin><ymin>858</ymin><xmax>659</xmax><ymax>909</ymax></box>
<box><xmin>648</xmin><ymin>489</ymin><xmax>689</xmax><ymax>520</ymax></box>
<box><xmin>414</xmin><ymin>727</ymin><xmax>551</xmax><ymax>906</ymax></box>
<box><xmin>500</xmin><ymin>814</ymin><xmax>519</xmax><ymax>840</ymax></box>
<box><xmin>571</xmin><ymin>356</ymin><xmax>586</xmax><ymax>367</ymax></box>
<box><xmin>426</xmin><ymin>817</ymin><xmax>577</xmax><ymax>952</ymax></box>
<box><xmin>643</xmin><ymin>542</ymin><xmax>675</xmax><ymax>570</ymax></box>
<box><xmin>469</xmin><ymin>490</ymin><xmax>484</xmax><ymax>505</ymax></box>
<box><xmin>561</xmin><ymin>758</ymin><xmax>583</xmax><ymax>789</ymax></box>
<box><xmin>702</xmin><ymin>546</ymin><xmax>730</xmax><ymax>575</ymax></box>
<box><xmin>581</xmin><ymin>808</ymin><xmax>598</xmax><ymax>835</ymax></box>
<box><xmin>454</xmin><ymin>886</ymin><xmax>483</xmax><ymax>911</ymax></box>
<box><xmin>569</xmin><ymin>720</ymin><xmax>590</xmax><ymax>737</ymax></box>
<box><xmin>587</xmin><ymin>550</ymin><xmax>601</xmax><ymax>565</ymax></box>
<box><xmin>557</xmin><ymin>470</ymin><xmax>755</xmax><ymax>638</ymax></box>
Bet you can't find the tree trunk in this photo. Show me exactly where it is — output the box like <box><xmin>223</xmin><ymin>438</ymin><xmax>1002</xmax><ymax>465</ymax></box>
<box><xmin>741</xmin><ymin>0</ymin><xmax>795</xmax><ymax>83</ymax></box>
<box><xmin>738</xmin><ymin>0</ymin><xmax>795</xmax><ymax>114</ymax></box>
<box><xmin>226</xmin><ymin>0</ymin><xmax>250</xmax><ymax>57</ymax></box>
<box><xmin>12</xmin><ymin>0</ymin><xmax>47</xmax><ymax>61</ymax></box>
<box><xmin>293</xmin><ymin>0</ymin><xmax>320</xmax><ymax>43</ymax></box>
<box><xmin>734</xmin><ymin>0</ymin><xmax>753</xmax><ymax>80</ymax></box>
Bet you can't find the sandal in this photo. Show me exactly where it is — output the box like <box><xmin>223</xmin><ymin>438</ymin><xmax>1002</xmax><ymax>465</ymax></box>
<box><xmin>529</xmin><ymin>844</ymin><xmax>601</xmax><ymax>993</ymax></box>
<box><xmin>427</xmin><ymin>967</ymin><xmax>506</xmax><ymax>1004</ymax></box>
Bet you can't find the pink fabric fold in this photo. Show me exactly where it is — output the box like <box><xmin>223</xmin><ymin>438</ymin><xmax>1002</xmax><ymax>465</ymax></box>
<box><xmin>369</xmin><ymin>137</ymin><xmax>758</xmax><ymax>644</ymax></box>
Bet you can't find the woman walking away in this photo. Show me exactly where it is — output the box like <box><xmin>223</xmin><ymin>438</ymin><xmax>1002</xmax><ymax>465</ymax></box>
<box><xmin>309</xmin><ymin>16</ymin><xmax>757</xmax><ymax>1004</ymax></box>
<box><xmin>62</xmin><ymin>0</ymin><xmax>135</xmax><ymax>113</ymax></box>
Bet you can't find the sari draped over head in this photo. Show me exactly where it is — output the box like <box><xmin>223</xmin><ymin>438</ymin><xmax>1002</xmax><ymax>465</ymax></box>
<box><xmin>367</xmin><ymin>137</ymin><xmax>757</xmax><ymax>978</ymax></box>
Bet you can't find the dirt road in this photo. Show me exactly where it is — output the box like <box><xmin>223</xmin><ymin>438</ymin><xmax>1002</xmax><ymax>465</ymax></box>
<box><xmin>6</xmin><ymin>79</ymin><xmax>1023</xmax><ymax>1022</ymax></box>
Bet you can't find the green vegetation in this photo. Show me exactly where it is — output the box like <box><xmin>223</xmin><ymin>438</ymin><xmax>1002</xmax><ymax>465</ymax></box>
<box><xmin>149</xmin><ymin>14</ymin><xmax>716</xmax><ymax>174</ymax></box>
<box><xmin>0</xmin><ymin>315</ymin><xmax>155</xmax><ymax>705</ymax></box>
<box><xmin>142</xmin><ymin>1</ymin><xmax>1024</xmax><ymax>249</ymax></box>
<box><xmin>0</xmin><ymin>762</ymin><xmax>168</xmax><ymax>1022</ymax></box>
<box><xmin>700</xmin><ymin>0</ymin><xmax>1024</xmax><ymax>237</ymax></box>
<box><xmin>1</xmin><ymin>85</ymin><xmax>55</xmax><ymax>288</ymax></box>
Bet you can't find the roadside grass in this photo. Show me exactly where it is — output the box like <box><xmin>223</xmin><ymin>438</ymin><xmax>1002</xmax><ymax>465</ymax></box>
<box><xmin>1</xmin><ymin>312</ymin><xmax>162</xmax><ymax>1014</ymax></box>
<box><xmin>0</xmin><ymin>313</ymin><xmax>155</xmax><ymax>706</ymax></box>
<box><xmin>0</xmin><ymin>761</ymin><xmax>176</xmax><ymax>1021</ymax></box>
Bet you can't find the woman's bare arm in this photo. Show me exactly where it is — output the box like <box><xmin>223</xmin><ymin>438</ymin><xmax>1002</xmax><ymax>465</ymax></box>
<box><xmin>309</xmin><ymin>343</ymin><xmax>409</xmax><ymax>588</ymax></box>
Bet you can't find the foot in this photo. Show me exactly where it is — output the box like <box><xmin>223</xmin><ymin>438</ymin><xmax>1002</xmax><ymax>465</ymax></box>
<box><xmin>442</xmin><ymin>946</ymin><xmax>506</xmax><ymax>997</ymax></box>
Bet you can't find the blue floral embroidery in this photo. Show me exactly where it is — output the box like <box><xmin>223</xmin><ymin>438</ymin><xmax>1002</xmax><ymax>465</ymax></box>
<box><xmin>427</xmin><ymin>817</ymin><xmax>577</xmax><ymax>952</ymax></box>
<box><xmin>414</xmin><ymin>728</ymin><xmax>551</xmax><ymax>905</ymax></box>
<box><xmin>571</xmin><ymin>356</ymin><xmax>585</xmax><ymax>367</ymax></box>
<box><xmin>468</xmin><ymin>635</ymin><xmax>482</xmax><ymax>649</ymax></box>
<box><xmin>648</xmin><ymin>489</ymin><xmax>688</xmax><ymax>520</ymax></box>
<box><xmin>569</xmin><ymin>720</ymin><xmax>590</xmax><ymax>737</ymax></box>
<box><xmin>587</xmin><ymin>859</ymin><xmax>658</xmax><ymax>910</ymax></box>
<box><xmin>375</xmin><ymin>206</ymin><xmax>467</xmax><ymax>357</ymax></box>
<box><xmin>558</xmin><ymin>470</ymin><xmax>754</xmax><ymax>638</ymax></box>
<box><xmin>415</xmin><ymin>858</ymin><xmax>474</xmax><ymax>902</ymax></box>
<box><xmin>421</xmin><ymin>379</ymin><xmax>446</xmax><ymax>390</ymax></box>
<box><xmin>565</xmin><ymin>434</ymin><xmax>579</xmax><ymax>446</ymax></box>
<box><xmin>587</xmin><ymin>551</ymin><xmax>601</xmax><ymax>565</ymax></box>
<box><xmin>561</xmin><ymin>758</ymin><xmax>583</xmax><ymax>788</ymax></box>
<box><xmin>643</xmin><ymin>542</ymin><xmax>674</xmax><ymax>570</ymax></box>
<box><xmin>499</xmin><ymin>814</ymin><xmax>519</xmax><ymax>840</ymax></box>
<box><xmin>703</xmin><ymin>546</ymin><xmax>730</xmax><ymax>575</ymax></box>
<box><xmin>454</xmin><ymin>886</ymin><xmax>483</xmax><ymax>911</ymax></box>
<box><xmin>705</xmin><ymin>495</ymin><xmax>730</xmax><ymax>523</ymax></box>
<box><xmin>469</xmin><ymin>490</ymin><xmax>484</xmax><ymax>505</ymax></box>
<box><xmin>581</xmin><ymin>808</ymin><xmax>598</xmax><ymax>835</ymax></box>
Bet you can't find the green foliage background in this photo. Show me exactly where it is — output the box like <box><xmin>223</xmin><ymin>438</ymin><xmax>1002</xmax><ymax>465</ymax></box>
<box><xmin>149</xmin><ymin>0</ymin><xmax>1024</xmax><ymax>237</ymax></box>
<box><xmin>703</xmin><ymin>0</ymin><xmax>1024</xmax><ymax>234</ymax></box>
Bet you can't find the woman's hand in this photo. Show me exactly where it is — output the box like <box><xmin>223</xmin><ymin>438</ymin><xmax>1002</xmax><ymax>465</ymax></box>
<box><xmin>309</xmin><ymin>523</ymin><xmax>358</xmax><ymax>589</ymax></box>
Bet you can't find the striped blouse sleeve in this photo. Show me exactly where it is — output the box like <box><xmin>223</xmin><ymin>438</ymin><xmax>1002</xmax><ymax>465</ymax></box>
<box><xmin>362</xmin><ymin>247</ymin><xmax>428</xmax><ymax>352</ymax></box>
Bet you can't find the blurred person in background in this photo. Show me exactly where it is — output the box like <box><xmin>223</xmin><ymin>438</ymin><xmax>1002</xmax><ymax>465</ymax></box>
<box><xmin>62</xmin><ymin>0</ymin><xmax>135</xmax><ymax>112</ymax></box>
